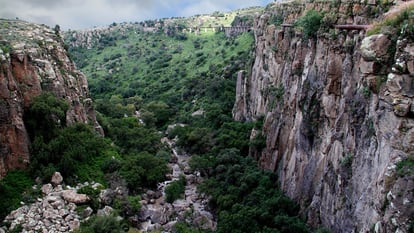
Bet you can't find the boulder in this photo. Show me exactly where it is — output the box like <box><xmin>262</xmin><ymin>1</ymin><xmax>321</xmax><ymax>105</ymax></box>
<box><xmin>62</xmin><ymin>190</ymin><xmax>90</xmax><ymax>204</ymax></box>
<box><xmin>146</xmin><ymin>190</ymin><xmax>156</xmax><ymax>199</ymax></box>
<box><xmin>361</xmin><ymin>34</ymin><xmax>392</xmax><ymax>62</ymax></box>
<box><xmin>50</xmin><ymin>172</ymin><xmax>63</xmax><ymax>186</ymax></box>
<box><xmin>82</xmin><ymin>207</ymin><xmax>93</xmax><ymax>218</ymax></box>
<box><xmin>99</xmin><ymin>189</ymin><xmax>115</xmax><ymax>205</ymax></box>
<box><xmin>41</xmin><ymin>184</ymin><xmax>53</xmax><ymax>195</ymax></box>
<box><xmin>97</xmin><ymin>206</ymin><xmax>114</xmax><ymax>216</ymax></box>
<box><xmin>68</xmin><ymin>219</ymin><xmax>80</xmax><ymax>230</ymax></box>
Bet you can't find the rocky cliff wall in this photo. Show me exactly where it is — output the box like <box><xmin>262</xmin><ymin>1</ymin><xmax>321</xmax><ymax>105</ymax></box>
<box><xmin>0</xmin><ymin>20</ymin><xmax>102</xmax><ymax>177</ymax></box>
<box><xmin>233</xmin><ymin>1</ymin><xmax>414</xmax><ymax>232</ymax></box>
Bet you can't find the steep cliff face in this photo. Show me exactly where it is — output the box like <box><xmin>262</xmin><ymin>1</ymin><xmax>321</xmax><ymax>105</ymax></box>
<box><xmin>234</xmin><ymin>1</ymin><xmax>414</xmax><ymax>232</ymax></box>
<box><xmin>0</xmin><ymin>19</ymin><xmax>102</xmax><ymax>177</ymax></box>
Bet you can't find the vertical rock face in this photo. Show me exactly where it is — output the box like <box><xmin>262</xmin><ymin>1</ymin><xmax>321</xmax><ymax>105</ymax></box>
<box><xmin>234</xmin><ymin>2</ymin><xmax>414</xmax><ymax>232</ymax></box>
<box><xmin>0</xmin><ymin>19</ymin><xmax>102</xmax><ymax>177</ymax></box>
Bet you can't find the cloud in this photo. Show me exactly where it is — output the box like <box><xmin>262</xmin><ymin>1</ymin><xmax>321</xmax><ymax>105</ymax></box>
<box><xmin>0</xmin><ymin>0</ymin><xmax>272</xmax><ymax>30</ymax></box>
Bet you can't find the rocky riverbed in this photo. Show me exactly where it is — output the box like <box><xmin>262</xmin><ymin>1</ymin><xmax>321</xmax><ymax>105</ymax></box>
<box><xmin>137</xmin><ymin>137</ymin><xmax>216</xmax><ymax>232</ymax></box>
<box><xmin>1</xmin><ymin>138</ymin><xmax>216</xmax><ymax>233</ymax></box>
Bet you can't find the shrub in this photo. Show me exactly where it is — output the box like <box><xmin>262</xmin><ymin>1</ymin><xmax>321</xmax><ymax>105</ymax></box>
<box><xmin>78</xmin><ymin>186</ymin><xmax>101</xmax><ymax>211</ymax></box>
<box><xmin>127</xmin><ymin>196</ymin><xmax>142</xmax><ymax>213</ymax></box>
<box><xmin>120</xmin><ymin>152</ymin><xmax>168</xmax><ymax>192</ymax></box>
<box><xmin>396</xmin><ymin>156</ymin><xmax>414</xmax><ymax>177</ymax></box>
<box><xmin>29</xmin><ymin>123</ymin><xmax>116</xmax><ymax>184</ymax></box>
<box><xmin>295</xmin><ymin>9</ymin><xmax>323</xmax><ymax>40</ymax></box>
<box><xmin>76</xmin><ymin>215</ymin><xmax>126</xmax><ymax>233</ymax></box>
<box><xmin>0</xmin><ymin>42</ymin><xmax>12</xmax><ymax>54</ymax></box>
<box><xmin>197</xmin><ymin>148</ymin><xmax>310</xmax><ymax>233</ymax></box>
<box><xmin>165</xmin><ymin>175</ymin><xmax>186</xmax><ymax>203</ymax></box>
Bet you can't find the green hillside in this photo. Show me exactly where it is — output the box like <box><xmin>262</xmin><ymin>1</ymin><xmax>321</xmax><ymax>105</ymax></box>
<box><xmin>69</xmin><ymin>29</ymin><xmax>253</xmax><ymax>124</ymax></box>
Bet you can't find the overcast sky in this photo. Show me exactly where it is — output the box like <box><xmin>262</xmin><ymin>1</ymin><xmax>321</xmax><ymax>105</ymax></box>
<box><xmin>0</xmin><ymin>0</ymin><xmax>273</xmax><ymax>30</ymax></box>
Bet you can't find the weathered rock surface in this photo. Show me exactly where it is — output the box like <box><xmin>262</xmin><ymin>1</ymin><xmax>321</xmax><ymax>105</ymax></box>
<box><xmin>233</xmin><ymin>1</ymin><xmax>414</xmax><ymax>232</ymax></box>
<box><xmin>0</xmin><ymin>19</ymin><xmax>102</xmax><ymax>177</ymax></box>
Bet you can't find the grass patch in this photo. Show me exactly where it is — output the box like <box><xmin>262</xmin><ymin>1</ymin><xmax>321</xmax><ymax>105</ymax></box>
<box><xmin>396</xmin><ymin>156</ymin><xmax>414</xmax><ymax>177</ymax></box>
<box><xmin>367</xmin><ymin>2</ymin><xmax>414</xmax><ymax>37</ymax></box>
<box><xmin>0</xmin><ymin>170</ymin><xmax>34</xmax><ymax>221</ymax></box>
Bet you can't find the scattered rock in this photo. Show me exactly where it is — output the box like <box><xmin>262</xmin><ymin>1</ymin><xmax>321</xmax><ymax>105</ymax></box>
<box><xmin>50</xmin><ymin>172</ymin><xmax>63</xmax><ymax>186</ymax></box>
<box><xmin>41</xmin><ymin>184</ymin><xmax>53</xmax><ymax>195</ymax></box>
<box><xmin>191</xmin><ymin>109</ymin><xmax>204</xmax><ymax>117</ymax></box>
<box><xmin>82</xmin><ymin>207</ymin><xmax>93</xmax><ymax>218</ymax></box>
<box><xmin>62</xmin><ymin>190</ymin><xmax>90</xmax><ymax>204</ymax></box>
<box><xmin>97</xmin><ymin>206</ymin><xmax>114</xmax><ymax>216</ymax></box>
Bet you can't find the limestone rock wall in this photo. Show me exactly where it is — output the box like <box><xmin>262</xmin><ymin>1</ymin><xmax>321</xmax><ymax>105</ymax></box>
<box><xmin>0</xmin><ymin>19</ymin><xmax>102</xmax><ymax>177</ymax></box>
<box><xmin>233</xmin><ymin>1</ymin><xmax>414</xmax><ymax>232</ymax></box>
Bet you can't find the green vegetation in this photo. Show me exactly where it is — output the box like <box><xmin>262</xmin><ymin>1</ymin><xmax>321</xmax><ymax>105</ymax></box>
<box><xmin>29</xmin><ymin>121</ymin><xmax>118</xmax><ymax>184</ymax></box>
<box><xmin>24</xmin><ymin>92</ymin><xmax>69</xmax><ymax>141</ymax></box>
<box><xmin>76</xmin><ymin>215</ymin><xmax>127</xmax><ymax>233</ymax></box>
<box><xmin>0</xmin><ymin>171</ymin><xmax>35</xmax><ymax>220</ymax></box>
<box><xmin>78</xmin><ymin>185</ymin><xmax>102</xmax><ymax>211</ymax></box>
<box><xmin>120</xmin><ymin>152</ymin><xmax>168</xmax><ymax>192</ymax></box>
<box><xmin>0</xmin><ymin>41</ymin><xmax>12</xmax><ymax>54</ymax></box>
<box><xmin>341</xmin><ymin>153</ymin><xmax>354</xmax><ymax>174</ymax></box>
<box><xmin>196</xmin><ymin>149</ymin><xmax>310</xmax><ymax>233</ymax></box>
<box><xmin>165</xmin><ymin>175</ymin><xmax>186</xmax><ymax>203</ymax></box>
<box><xmin>396</xmin><ymin>156</ymin><xmax>414</xmax><ymax>177</ymax></box>
<box><xmin>174</xmin><ymin>222</ymin><xmax>210</xmax><ymax>233</ymax></box>
<box><xmin>67</xmin><ymin>29</ymin><xmax>254</xmax><ymax>125</ymax></box>
<box><xmin>295</xmin><ymin>9</ymin><xmax>323</xmax><ymax>39</ymax></box>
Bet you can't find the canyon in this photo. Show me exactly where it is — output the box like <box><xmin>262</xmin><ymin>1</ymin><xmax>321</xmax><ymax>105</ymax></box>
<box><xmin>1</xmin><ymin>0</ymin><xmax>414</xmax><ymax>232</ymax></box>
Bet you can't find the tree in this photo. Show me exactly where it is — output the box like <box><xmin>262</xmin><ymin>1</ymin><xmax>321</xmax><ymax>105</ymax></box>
<box><xmin>120</xmin><ymin>152</ymin><xmax>168</xmax><ymax>192</ymax></box>
<box><xmin>54</xmin><ymin>24</ymin><xmax>61</xmax><ymax>37</ymax></box>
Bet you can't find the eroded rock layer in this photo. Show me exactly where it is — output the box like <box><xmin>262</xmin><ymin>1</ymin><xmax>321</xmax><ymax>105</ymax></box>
<box><xmin>0</xmin><ymin>20</ymin><xmax>101</xmax><ymax>177</ymax></box>
<box><xmin>233</xmin><ymin>1</ymin><xmax>414</xmax><ymax>232</ymax></box>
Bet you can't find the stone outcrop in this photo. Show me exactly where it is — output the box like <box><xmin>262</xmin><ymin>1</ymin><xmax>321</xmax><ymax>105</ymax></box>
<box><xmin>233</xmin><ymin>1</ymin><xmax>414</xmax><ymax>232</ymax></box>
<box><xmin>0</xmin><ymin>19</ymin><xmax>102</xmax><ymax>177</ymax></box>
<box><xmin>65</xmin><ymin>23</ymin><xmax>143</xmax><ymax>49</ymax></box>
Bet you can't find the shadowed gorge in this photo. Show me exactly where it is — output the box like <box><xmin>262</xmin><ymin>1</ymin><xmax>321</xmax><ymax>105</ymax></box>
<box><xmin>1</xmin><ymin>1</ymin><xmax>414</xmax><ymax>232</ymax></box>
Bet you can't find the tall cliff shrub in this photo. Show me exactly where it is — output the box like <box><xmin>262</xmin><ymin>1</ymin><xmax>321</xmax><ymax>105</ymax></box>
<box><xmin>24</xmin><ymin>92</ymin><xmax>69</xmax><ymax>142</ymax></box>
<box><xmin>29</xmin><ymin>123</ymin><xmax>117</xmax><ymax>184</ymax></box>
<box><xmin>295</xmin><ymin>9</ymin><xmax>323</xmax><ymax>40</ymax></box>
